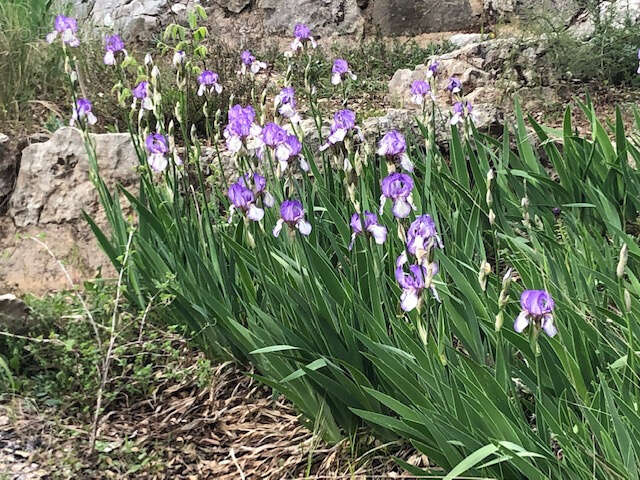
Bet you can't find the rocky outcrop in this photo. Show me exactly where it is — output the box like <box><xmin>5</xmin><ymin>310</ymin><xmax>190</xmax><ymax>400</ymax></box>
<box><xmin>64</xmin><ymin>0</ymin><xmax>499</xmax><ymax>42</ymax></box>
<box><xmin>1</xmin><ymin>128</ymin><xmax>138</xmax><ymax>294</ymax></box>
<box><xmin>388</xmin><ymin>37</ymin><xmax>553</xmax><ymax>118</ymax></box>
<box><xmin>9</xmin><ymin>128</ymin><xmax>138</xmax><ymax>227</ymax></box>
<box><xmin>0</xmin><ymin>294</ymin><xmax>29</xmax><ymax>335</ymax></box>
<box><xmin>369</xmin><ymin>0</ymin><xmax>484</xmax><ymax>36</ymax></box>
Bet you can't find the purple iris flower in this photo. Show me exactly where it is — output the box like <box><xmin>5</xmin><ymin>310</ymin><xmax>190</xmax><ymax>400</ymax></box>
<box><xmin>319</xmin><ymin>109</ymin><xmax>363</xmax><ymax>151</ymax></box>
<box><xmin>103</xmin><ymin>35</ymin><xmax>125</xmax><ymax>65</ymax></box>
<box><xmin>377</xmin><ymin>130</ymin><xmax>413</xmax><ymax>172</ymax></box>
<box><xmin>145</xmin><ymin>133</ymin><xmax>169</xmax><ymax>172</ymax></box>
<box><xmin>240</xmin><ymin>49</ymin><xmax>267</xmax><ymax>75</ymax></box>
<box><xmin>227</xmin><ymin>182</ymin><xmax>264</xmax><ymax>222</ymax></box>
<box><xmin>331</xmin><ymin>58</ymin><xmax>356</xmax><ymax>85</ymax></box>
<box><xmin>380</xmin><ymin>172</ymin><xmax>415</xmax><ymax>219</ymax></box>
<box><xmin>46</xmin><ymin>15</ymin><xmax>79</xmax><ymax>47</ymax></box>
<box><xmin>348</xmin><ymin>212</ymin><xmax>387</xmax><ymax>250</ymax></box>
<box><xmin>395</xmin><ymin>252</ymin><xmax>440</xmax><ymax>312</ymax></box>
<box><xmin>450</xmin><ymin>101</ymin><xmax>473</xmax><ymax>125</ymax></box>
<box><xmin>273</xmin><ymin>200</ymin><xmax>312</xmax><ymax>237</ymax></box>
<box><xmin>514</xmin><ymin>290</ymin><xmax>557</xmax><ymax>337</ymax></box>
<box><xmin>427</xmin><ymin>61</ymin><xmax>439</xmax><ymax>78</ymax></box>
<box><xmin>274</xmin><ymin>87</ymin><xmax>300</xmax><ymax>123</ymax></box>
<box><xmin>289</xmin><ymin>23</ymin><xmax>317</xmax><ymax>54</ymax></box>
<box><xmin>446</xmin><ymin>77</ymin><xmax>462</xmax><ymax>94</ymax></box>
<box><xmin>407</xmin><ymin>214</ymin><xmax>443</xmax><ymax>262</ymax></box>
<box><xmin>637</xmin><ymin>49</ymin><xmax>640</xmax><ymax>74</ymax></box>
<box><xmin>238</xmin><ymin>172</ymin><xmax>275</xmax><ymax>208</ymax></box>
<box><xmin>224</xmin><ymin>104</ymin><xmax>261</xmax><ymax>153</ymax></box>
<box><xmin>410</xmin><ymin>80</ymin><xmax>433</xmax><ymax>105</ymax></box>
<box><xmin>70</xmin><ymin>98</ymin><xmax>97</xmax><ymax>127</ymax></box>
<box><xmin>197</xmin><ymin>70</ymin><xmax>222</xmax><ymax>96</ymax></box>
<box><xmin>133</xmin><ymin>81</ymin><xmax>153</xmax><ymax>110</ymax></box>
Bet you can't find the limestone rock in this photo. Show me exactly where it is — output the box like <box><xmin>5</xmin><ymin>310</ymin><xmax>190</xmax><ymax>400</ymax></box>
<box><xmin>2</xmin><ymin>128</ymin><xmax>138</xmax><ymax>294</ymax></box>
<box><xmin>0</xmin><ymin>294</ymin><xmax>29</xmax><ymax>334</ymax></box>
<box><xmin>9</xmin><ymin>127</ymin><xmax>138</xmax><ymax>227</ymax></box>
<box><xmin>261</xmin><ymin>0</ymin><xmax>365</xmax><ymax>37</ymax></box>
<box><xmin>216</xmin><ymin>0</ymin><xmax>251</xmax><ymax>14</ymax></box>
<box><xmin>368</xmin><ymin>0</ymin><xmax>484</xmax><ymax>36</ymax></box>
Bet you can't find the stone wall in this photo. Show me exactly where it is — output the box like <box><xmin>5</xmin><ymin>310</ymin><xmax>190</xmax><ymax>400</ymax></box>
<box><xmin>62</xmin><ymin>0</ymin><xmax>502</xmax><ymax>42</ymax></box>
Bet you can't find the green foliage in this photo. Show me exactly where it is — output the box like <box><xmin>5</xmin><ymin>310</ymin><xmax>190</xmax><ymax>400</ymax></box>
<box><xmin>83</xmin><ymin>70</ymin><xmax>640</xmax><ymax>478</ymax></box>
<box><xmin>48</xmin><ymin>5</ymin><xmax>640</xmax><ymax>477</ymax></box>
<box><xmin>534</xmin><ymin>2</ymin><xmax>640</xmax><ymax>86</ymax></box>
<box><xmin>271</xmin><ymin>37</ymin><xmax>452</xmax><ymax>101</ymax></box>
<box><xmin>0</xmin><ymin>285</ymin><xmax>213</xmax><ymax>416</ymax></box>
<box><xmin>0</xmin><ymin>0</ymin><xmax>64</xmax><ymax>120</ymax></box>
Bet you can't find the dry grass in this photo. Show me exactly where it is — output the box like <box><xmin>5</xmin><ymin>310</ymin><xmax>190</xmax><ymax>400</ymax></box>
<box><xmin>1</xmin><ymin>337</ymin><xmax>426</xmax><ymax>480</ymax></box>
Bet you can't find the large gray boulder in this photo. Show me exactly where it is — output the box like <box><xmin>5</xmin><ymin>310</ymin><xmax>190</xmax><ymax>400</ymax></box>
<box><xmin>368</xmin><ymin>0</ymin><xmax>484</xmax><ymax>36</ymax></box>
<box><xmin>2</xmin><ymin>128</ymin><xmax>138</xmax><ymax>294</ymax></box>
<box><xmin>262</xmin><ymin>0</ymin><xmax>365</xmax><ymax>37</ymax></box>
<box><xmin>9</xmin><ymin>127</ymin><xmax>138</xmax><ymax>227</ymax></box>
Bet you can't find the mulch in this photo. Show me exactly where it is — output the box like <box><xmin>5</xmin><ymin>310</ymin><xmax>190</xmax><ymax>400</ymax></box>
<box><xmin>1</xmin><ymin>356</ymin><xmax>426</xmax><ymax>480</ymax></box>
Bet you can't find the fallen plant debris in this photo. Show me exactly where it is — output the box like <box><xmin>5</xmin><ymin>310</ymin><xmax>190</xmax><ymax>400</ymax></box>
<box><xmin>1</xmin><ymin>343</ymin><xmax>423</xmax><ymax>479</ymax></box>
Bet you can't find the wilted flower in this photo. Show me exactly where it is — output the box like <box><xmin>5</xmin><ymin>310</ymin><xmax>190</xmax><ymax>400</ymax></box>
<box><xmin>380</xmin><ymin>172</ymin><xmax>415</xmax><ymax>219</ymax></box>
<box><xmin>224</xmin><ymin>104</ymin><xmax>262</xmax><ymax>153</ymax></box>
<box><xmin>274</xmin><ymin>87</ymin><xmax>301</xmax><ymax>123</ymax></box>
<box><xmin>273</xmin><ymin>200</ymin><xmax>312</xmax><ymax>237</ymax></box>
<box><xmin>46</xmin><ymin>15</ymin><xmax>79</xmax><ymax>47</ymax></box>
<box><xmin>450</xmin><ymin>101</ymin><xmax>473</xmax><ymax>125</ymax></box>
<box><xmin>103</xmin><ymin>34</ymin><xmax>126</xmax><ymax>65</ymax></box>
<box><xmin>173</xmin><ymin>50</ymin><xmax>186</xmax><ymax>67</ymax></box>
<box><xmin>426</xmin><ymin>61</ymin><xmax>439</xmax><ymax>78</ymax></box>
<box><xmin>348</xmin><ymin>212</ymin><xmax>387</xmax><ymax>250</ymax></box>
<box><xmin>377</xmin><ymin>130</ymin><xmax>413</xmax><ymax>172</ymax></box>
<box><xmin>145</xmin><ymin>133</ymin><xmax>169</xmax><ymax>172</ymax></box>
<box><xmin>395</xmin><ymin>252</ymin><xmax>439</xmax><ymax>312</ymax></box>
<box><xmin>284</xmin><ymin>134</ymin><xmax>310</xmax><ymax>172</ymax></box>
<box><xmin>446</xmin><ymin>77</ymin><xmax>462</xmax><ymax>94</ymax></box>
<box><xmin>514</xmin><ymin>290</ymin><xmax>557</xmax><ymax>337</ymax></box>
<box><xmin>238</xmin><ymin>172</ymin><xmax>275</xmax><ymax>208</ymax></box>
<box><xmin>407</xmin><ymin>214</ymin><xmax>443</xmax><ymax>262</ymax></box>
<box><xmin>410</xmin><ymin>80</ymin><xmax>433</xmax><ymax>105</ymax></box>
<box><xmin>331</xmin><ymin>59</ymin><xmax>356</xmax><ymax>85</ymax></box>
<box><xmin>227</xmin><ymin>182</ymin><xmax>264</xmax><ymax>222</ymax></box>
<box><xmin>240</xmin><ymin>50</ymin><xmax>267</xmax><ymax>75</ymax></box>
<box><xmin>132</xmin><ymin>81</ymin><xmax>153</xmax><ymax>110</ymax></box>
<box><xmin>288</xmin><ymin>23</ymin><xmax>317</xmax><ymax>54</ymax></box>
<box><xmin>319</xmin><ymin>109</ymin><xmax>362</xmax><ymax>151</ymax></box>
<box><xmin>197</xmin><ymin>70</ymin><xmax>223</xmax><ymax>96</ymax></box>
<box><xmin>70</xmin><ymin>98</ymin><xmax>97</xmax><ymax>127</ymax></box>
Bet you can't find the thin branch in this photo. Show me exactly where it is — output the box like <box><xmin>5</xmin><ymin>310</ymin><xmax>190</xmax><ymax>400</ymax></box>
<box><xmin>89</xmin><ymin>231</ymin><xmax>134</xmax><ymax>452</ymax></box>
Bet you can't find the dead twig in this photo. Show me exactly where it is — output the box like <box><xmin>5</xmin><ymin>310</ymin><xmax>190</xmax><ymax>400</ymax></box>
<box><xmin>89</xmin><ymin>231</ymin><xmax>134</xmax><ymax>452</ymax></box>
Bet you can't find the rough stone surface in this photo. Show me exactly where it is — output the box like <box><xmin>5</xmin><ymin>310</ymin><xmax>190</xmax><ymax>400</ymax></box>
<box><xmin>485</xmin><ymin>0</ymin><xmax>581</xmax><ymax>20</ymax></box>
<box><xmin>62</xmin><ymin>0</ymin><xmax>179</xmax><ymax>40</ymax></box>
<box><xmin>368</xmin><ymin>0</ymin><xmax>484</xmax><ymax>36</ymax></box>
<box><xmin>568</xmin><ymin>0</ymin><xmax>640</xmax><ymax>40</ymax></box>
<box><xmin>1</xmin><ymin>128</ymin><xmax>138</xmax><ymax>294</ymax></box>
<box><xmin>216</xmin><ymin>0</ymin><xmax>251</xmax><ymax>14</ymax></box>
<box><xmin>389</xmin><ymin>38</ymin><xmax>554</xmax><ymax>112</ymax></box>
<box><xmin>262</xmin><ymin>0</ymin><xmax>364</xmax><ymax>37</ymax></box>
<box><xmin>0</xmin><ymin>133</ymin><xmax>15</xmax><ymax>214</ymax></box>
<box><xmin>63</xmin><ymin>0</ymin><xmax>502</xmax><ymax>42</ymax></box>
<box><xmin>9</xmin><ymin>128</ymin><xmax>137</xmax><ymax>227</ymax></box>
<box><xmin>0</xmin><ymin>294</ymin><xmax>29</xmax><ymax>334</ymax></box>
